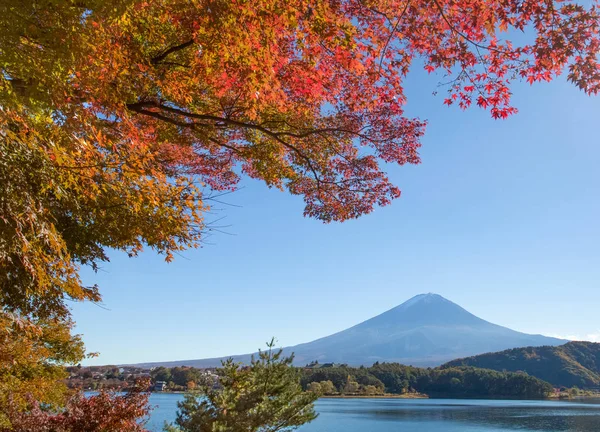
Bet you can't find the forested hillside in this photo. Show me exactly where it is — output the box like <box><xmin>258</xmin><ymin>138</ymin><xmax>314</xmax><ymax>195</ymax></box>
<box><xmin>443</xmin><ymin>342</ymin><xmax>600</xmax><ymax>388</ymax></box>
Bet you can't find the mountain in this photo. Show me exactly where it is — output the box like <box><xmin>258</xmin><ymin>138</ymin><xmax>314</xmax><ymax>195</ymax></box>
<box><xmin>443</xmin><ymin>341</ymin><xmax>600</xmax><ymax>388</ymax></box>
<box><xmin>132</xmin><ymin>293</ymin><xmax>566</xmax><ymax>368</ymax></box>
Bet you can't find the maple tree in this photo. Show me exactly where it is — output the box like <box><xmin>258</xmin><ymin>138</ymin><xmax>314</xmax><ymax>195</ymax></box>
<box><xmin>1</xmin><ymin>379</ymin><xmax>151</xmax><ymax>432</ymax></box>
<box><xmin>0</xmin><ymin>0</ymin><xmax>598</xmax><ymax>425</ymax></box>
<box><xmin>0</xmin><ymin>314</ymin><xmax>85</xmax><ymax>426</ymax></box>
<box><xmin>3</xmin><ymin>0</ymin><xmax>599</xmax><ymax>222</ymax></box>
<box><xmin>0</xmin><ymin>103</ymin><xmax>202</xmax><ymax>423</ymax></box>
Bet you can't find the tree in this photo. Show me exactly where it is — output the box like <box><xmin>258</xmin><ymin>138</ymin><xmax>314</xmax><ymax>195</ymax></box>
<box><xmin>450</xmin><ymin>377</ymin><xmax>462</xmax><ymax>388</ymax></box>
<box><xmin>1</xmin><ymin>0</ymin><xmax>598</xmax><ymax>422</ymax></box>
<box><xmin>171</xmin><ymin>367</ymin><xmax>203</xmax><ymax>387</ymax></box>
<box><xmin>165</xmin><ymin>340</ymin><xmax>317</xmax><ymax>432</ymax></box>
<box><xmin>0</xmin><ymin>96</ymin><xmax>202</xmax><ymax>418</ymax></box>
<box><xmin>0</xmin><ymin>314</ymin><xmax>85</xmax><ymax>427</ymax></box>
<box><xmin>2</xmin><ymin>0</ymin><xmax>598</xmax><ymax>228</ymax></box>
<box><xmin>151</xmin><ymin>367</ymin><xmax>173</xmax><ymax>384</ymax></box>
<box><xmin>307</xmin><ymin>382</ymin><xmax>323</xmax><ymax>394</ymax></box>
<box><xmin>343</xmin><ymin>376</ymin><xmax>360</xmax><ymax>395</ymax></box>
<box><xmin>319</xmin><ymin>381</ymin><xmax>337</xmax><ymax>395</ymax></box>
<box><xmin>360</xmin><ymin>385</ymin><xmax>382</xmax><ymax>396</ymax></box>
<box><xmin>1</xmin><ymin>379</ymin><xmax>151</xmax><ymax>432</ymax></box>
<box><xmin>106</xmin><ymin>367</ymin><xmax>122</xmax><ymax>380</ymax></box>
<box><xmin>401</xmin><ymin>380</ymin><xmax>411</xmax><ymax>394</ymax></box>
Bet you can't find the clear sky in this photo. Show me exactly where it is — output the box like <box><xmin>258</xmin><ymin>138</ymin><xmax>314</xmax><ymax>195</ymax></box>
<box><xmin>73</xmin><ymin>68</ymin><xmax>600</xmax><ymax>366</ymax></box>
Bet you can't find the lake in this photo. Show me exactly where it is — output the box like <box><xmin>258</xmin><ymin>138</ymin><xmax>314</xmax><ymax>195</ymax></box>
<box><xmin>145</xmin><ymin>394</ymin><xmax>600</xmax><ymax>432</ymax></box>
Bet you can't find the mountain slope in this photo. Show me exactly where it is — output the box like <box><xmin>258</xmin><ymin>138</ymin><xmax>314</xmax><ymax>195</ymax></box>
<box><xmin>443</xmin><ymin>341</ymin><xmax>600</xmax><ymax>388</ymax></box>
<box><xmin>132</xmin><ymin>293</ymin><xmax>566</xmax><ymax>368</ymax></box>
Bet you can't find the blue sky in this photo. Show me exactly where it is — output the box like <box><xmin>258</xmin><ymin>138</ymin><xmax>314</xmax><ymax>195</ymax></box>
<box><xmin>73</xmin><ymin>69</ymin><xmax>600</xmax><ymax>366</ymax></box>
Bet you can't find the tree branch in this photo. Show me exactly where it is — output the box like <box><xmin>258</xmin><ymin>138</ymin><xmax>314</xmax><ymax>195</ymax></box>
<box><xmin>126</xmin><ymin>101</ymin><xmax>325</xmax><ymax>185</ymax></box>
<box><xmin>150</xmin><ymin>39</ymin><xmax>194</xmax><ymax>65</ymax></box>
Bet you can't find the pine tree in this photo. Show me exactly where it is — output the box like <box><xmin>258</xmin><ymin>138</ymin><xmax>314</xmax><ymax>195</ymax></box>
<box><xmin>165</xmin><ymin>340</ymin><xmax>317</xmax><ymax>432</ymax></box>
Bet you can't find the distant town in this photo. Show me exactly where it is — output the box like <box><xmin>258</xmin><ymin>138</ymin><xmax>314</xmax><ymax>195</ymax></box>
<box><xmin>65</xmin><ymin>365</ymin><xmax>219</xmax><ymax>392</ymax></box>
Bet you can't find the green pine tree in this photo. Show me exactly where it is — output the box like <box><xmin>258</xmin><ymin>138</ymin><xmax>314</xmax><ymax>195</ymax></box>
<box><xmin>165</xmin><ymin>339</ymin><xmax>318</xmax><ymax>432</ymax></box>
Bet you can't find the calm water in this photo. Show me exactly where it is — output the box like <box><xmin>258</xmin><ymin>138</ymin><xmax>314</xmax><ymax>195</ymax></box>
<box><xmin>146</xmin><ymin>394</ymin><xmax>600</xmax><ymax>432</ymax></box>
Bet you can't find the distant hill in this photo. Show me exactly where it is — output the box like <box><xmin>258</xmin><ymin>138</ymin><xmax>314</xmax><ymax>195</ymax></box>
<box><xmin>443</xmin><ymin>341</ymin><xmax>600</xmax><ymax>388</ymax></box>
<box><xmin>131</xmin><ymin>293</ymin><xmax>565</xmax><ymax>368</ymax></box>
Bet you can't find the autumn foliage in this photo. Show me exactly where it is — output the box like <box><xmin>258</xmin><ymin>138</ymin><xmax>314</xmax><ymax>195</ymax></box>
<box><xmin>1</xmin><ymin>380</ymin><xmax>151</xmax><ymax>432</ymax></box>
<box><xmin>3</xmin><ymin>0</ymin><xmax>599</xmax><ymax>222</ymax></box>
<box><xmin>0</xmin><ymin>314</ymin><xmax>85</xmax><ymax>425</ymax></box>
<box><xmin>0</xmin><ymin>0</ymin><xmax>598</xmax><ymax>426</ymax></box>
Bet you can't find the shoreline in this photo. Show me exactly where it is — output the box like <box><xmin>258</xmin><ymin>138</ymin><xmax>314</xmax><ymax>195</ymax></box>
<box><xmin>320</xmin><ymin>393</ymin><xmax>428</xmax><ymax>399</ymax></box>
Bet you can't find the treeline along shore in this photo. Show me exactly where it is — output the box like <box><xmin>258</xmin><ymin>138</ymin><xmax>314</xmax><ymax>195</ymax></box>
<box><xmin>299</xmin><ymin>362</ymin><xmax>553</xmax><ymax>399</ymax></box>
<box><xmin>64</xmin><ymin>363</ymin><xmax>577</xmax><ymax>399</ymax></box>
<box><xmin>67</xmin><ymin>342</ymin><xmax>600</xmax><ymax>399</ymax></box>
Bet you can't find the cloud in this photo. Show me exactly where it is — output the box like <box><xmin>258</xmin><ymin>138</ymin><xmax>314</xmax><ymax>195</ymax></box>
<box><xmin>549</xmin><ymin>332</ymin><xmax>600</xmax><ymax>342</ymax></box>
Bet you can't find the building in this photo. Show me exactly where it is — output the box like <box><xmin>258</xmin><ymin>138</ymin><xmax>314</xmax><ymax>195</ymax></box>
<box><xmin>154</xmin><ymin>381</ymin><xmax>167</xmax><ymax>391</ymax></box>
